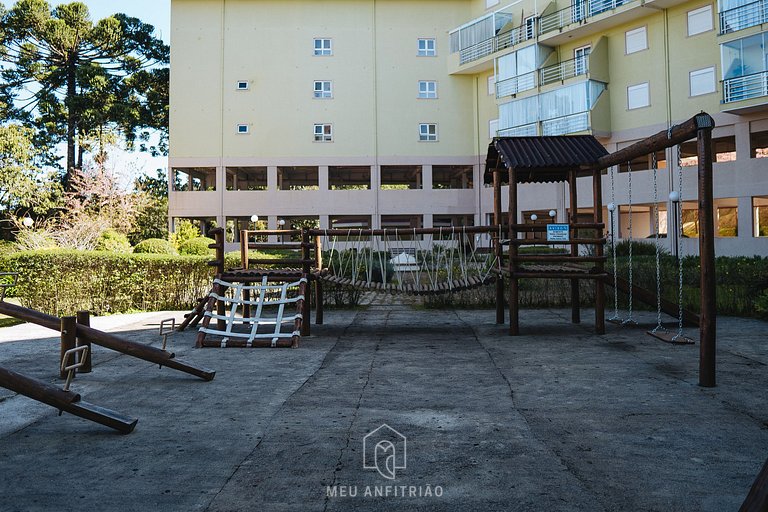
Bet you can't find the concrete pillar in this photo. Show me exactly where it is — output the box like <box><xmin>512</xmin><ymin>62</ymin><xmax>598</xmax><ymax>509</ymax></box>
<box><xmin>422</xmin><ymin>165</ymin><xmax>433</xmax><ymax>190</ymax></box>
<box><xmin>319</xmin><ymin>215</ymin><xmax>330</xmax><ymax>229</ymax></box>
<box><xmin>735</xmin><ymin>121</ymin><xmax>751</xmax><ymax>161</ymax></box>
<box><xmin>319</xmin><ymin>165</ymin><xmax>329</xmax><ymax>191</ymax></box>
<box><xmin>268</xmin><ymin>166</ymin><xmax>278</xmax><ymax>191</ymax></box>
<box><xmin>737</xmin><ymin>195</ymin><xmax>752</xmax><ymax>240</ymax></box>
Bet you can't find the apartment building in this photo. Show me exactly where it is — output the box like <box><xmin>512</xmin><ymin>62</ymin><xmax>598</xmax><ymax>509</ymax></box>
<box><xmin>169</xmin><ymin>0</ymin><xmax>768</xmax><ymax>255</ymax></box>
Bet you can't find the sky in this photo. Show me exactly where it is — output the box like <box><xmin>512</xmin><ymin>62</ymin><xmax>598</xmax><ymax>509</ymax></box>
<box><xmin>1</xmin><ymin>0</ymin><xmax>172</xmax><ymax>183</ymax></box>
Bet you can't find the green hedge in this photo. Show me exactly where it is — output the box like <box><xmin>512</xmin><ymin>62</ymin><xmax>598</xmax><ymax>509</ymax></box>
<box><xmin>0</xmin><ymin>250</ymin><xmax>214</xmax><ymax>316</ymax></box>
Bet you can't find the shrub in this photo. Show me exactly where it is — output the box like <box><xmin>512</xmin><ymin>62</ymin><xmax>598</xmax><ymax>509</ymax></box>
<box><xmin>0</xmin><ymin>240</ymin><xmax>17</xmax><ymax>255</ymax></box>
<box><xmin>0</xmin><ymin>250</ymin><xmax>214</xmax><ymax>316</ymax></box>
<box><xmin>170</xmin><ymin>219</ymin><xmax>201</xmax><ymax>250</ymax></box>
<box><xmin>134</xmin><ymin>238</ymin><xmax>177</xmax><ymax>255</ymax></box>
<box><xmin>178</xmin><ymin>237</ymin><xmax>215</xmax><ymax>256</ymax></box>
<box><xmin>95</xmin><ymin>229</ymin><xmax>132</xmax><ymax>253</ymax></box>
<box><xmin>610</xmin><ymin>240</ymin><xmax>664</xmax><ymax>257</ymax></box>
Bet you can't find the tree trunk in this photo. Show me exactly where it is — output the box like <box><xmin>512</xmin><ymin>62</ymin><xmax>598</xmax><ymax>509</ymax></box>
<box><xmin>65</xmin><ymin>55</ymin><xmax>77</xmax><ymax>191</ymax></box>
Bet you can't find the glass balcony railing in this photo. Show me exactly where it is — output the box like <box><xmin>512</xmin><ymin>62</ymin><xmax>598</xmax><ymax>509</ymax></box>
<box><xmin>539</xmin><ymin>0</ymin><xmax>633</xmax><ymax>35</ymax></box>
<box><xmin>497</xmin><ymin>112</ymin><xmax>590</xmax><ymax>136</ymax></box>
<box><xmin>719</xmin><ymin>0</ymin><xmax>768</xmax><ymax>34</ymax></box>
<box><xmin>723</xmin><ymin>71</ymin><xmax>768</xmax><ymax>103</ymax></box>
<box><xmin>457</xmin><ymin>25</ymin><xmax>534</xmax><ymax>66</ymax></box>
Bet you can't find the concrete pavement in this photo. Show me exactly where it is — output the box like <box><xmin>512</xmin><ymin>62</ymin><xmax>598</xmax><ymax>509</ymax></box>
<box><xmin>0</xmin><ymin>306</ymin><xmax>765</xmax><ymax>511</ymax></box>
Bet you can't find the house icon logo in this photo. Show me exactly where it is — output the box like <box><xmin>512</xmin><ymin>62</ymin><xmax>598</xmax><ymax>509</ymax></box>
<box><xmin>363</xmin><ymin>424</ymin><xmax>407</xmax><ymax>480</ymax></box>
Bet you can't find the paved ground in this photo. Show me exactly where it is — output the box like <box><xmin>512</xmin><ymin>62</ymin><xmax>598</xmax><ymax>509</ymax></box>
<box><xmin>0</xmin><ymin>304</ymin><xmax>765</xmax><ymax>511</ymax></box>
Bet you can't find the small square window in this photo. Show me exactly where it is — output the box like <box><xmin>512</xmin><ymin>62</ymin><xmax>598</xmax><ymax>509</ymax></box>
<box><xmin>313</xmin><ymin>80</ymin><xmax>333</xmax><ymax>99</ymax></box>
<box><xmin>690</xmin><ymin>67</ymin><xmax>716</xmax><ymax>96</ymax></box>
<box><xmin>687</xmin><ymin>5</ymin><xmax>712</xmax><ymax>36</ymax></box>
<box><xmin>313</xmin><ymin>38</ymin><xmax>332</xmax><ymax>56</ymax></box>
<box><xmin>237</xmin><ymin>124</ymin><xmax>250</xmax><ymax>134</ymax></box>
<box><xmin>419</xmin><ymin>123</ymin><xmax>438</xmax><ymax>142</ymax></box>
<box><xmin>417</xmin><ymin>38</ymin><xmax>436</xmax><ymax>56</ymax></box>
<box><xmin>418</xmin><ymin>80</ymin><xmax>438</xmax><ymax>99</ymax></box>
<box><xmin>314</xmin><ymin>123</ymin><xmax>333</xmax><ymax>142</ymax></box>
<box><xmin>236</xmin><ymin>81</ymin><xmax>249</xmax><ymax>90</ymax></box>
<box><xmin>627</xmin><ymin>82</ymin><xmax>650</xmax><ymax>109</ymax></box>
<box><xmin>625</xmin><ymin>26</ymin><xmax>647</xmax><ymax>54</ymax></box>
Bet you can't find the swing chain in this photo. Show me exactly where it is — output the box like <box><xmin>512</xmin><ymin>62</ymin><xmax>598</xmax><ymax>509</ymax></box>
<box><xmin>673</xmin><ymin>145</ymin><xmax>685</xmax><ymax>341</ymax></box>
<box><xmin>622</xmin><ymin>159</ymin><xmax>636</xmax><ymax>326</ymax></box>
<box><xmin>651</xmin><ymin>151</ymin><xmax>665</xmax><ymax>333</ymax></box>
<box><xmin>608</xmin><ymin>165</ymin><xmax>622</xmax><ymax>322</ymax></box>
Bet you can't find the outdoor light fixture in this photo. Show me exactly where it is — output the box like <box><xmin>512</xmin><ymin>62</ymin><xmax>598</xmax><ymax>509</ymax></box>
<box><xmin>277</xmin><ymin>219</ymin><xmax>286</xmax><ymax>227</ymax></box>
<box><xmin>548</xmin><ymin>210</ymin><xmax>556</xmax><ymax>218</ymax></box>
<box><xmin>21</xmin><ymin>216</ymin><xmax>33</xmax><ymax>228</ymax></box>
<box><xmin>607</xmin><ymin>202</ymin><xmax>616</xmax><ymax>212</ymax></box>
<box><xmin>250</xmin><ymin>214</ymin><xmax>259</xmax><ymax>222</ymax></box>
<box><xmin>669</xmin><ymin>191</ymin><xmax>680</xmax><ymax>203</ymax></box>
<box><xmin>530</xmin><ymin>214</ymin><xmax>538</xmax><ymax>221</ymax></box>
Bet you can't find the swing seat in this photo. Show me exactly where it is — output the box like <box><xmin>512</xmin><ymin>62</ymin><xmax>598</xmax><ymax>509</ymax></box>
<box><xmin>647</xmin><ymin>329</ymin><xmax>696</xmax><ymax>345</ymax></box>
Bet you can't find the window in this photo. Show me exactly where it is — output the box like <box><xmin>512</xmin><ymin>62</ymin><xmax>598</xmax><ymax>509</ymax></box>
<box><xmin>329</xmin><ymin>166</ymin><xmax>371</xmax><ymax>190</ymax></box>
<box><xmin>314</xmin><ymin>123</ymin><xmax>332</xmax><ymax>142</ymax></box>
<box><xmin>172</xmin><ymin>167</ymin><xmax>216</xmax><ymax>192</ymax></box>
<box><xmin>432</xmin><ymin>165</ymin><xmax>473</xmax><ymax>189</ymax></box>
<box><xmin>417</xmin><ymin>38</ymin><xmax>436</xmax><ymax>56</ymax></box>
<box><xmin>226</xmin><ymin>167</ymin><xmax>267</xmax><ymax>191</ymax></box>
<box><xmin>419</xmin><ymin>123</ymin><xmax>437</xmax><ymax>141</ymax></box>
<box><xmin>690</xmin><ymin>67</ymin><xmax>716</xmax><ymax>96</ymax></box>
<box><xmin>754</xmin><ymin>197</ymin><xmax>768</xmax><ymax>236</ymax></box>
<box><xmin>627</xmin><ymin>82</ymin><xmax>650</xmax><ymax>109</ymax></box>
<box><xmin>717</xmin><ymin>206</ymin><xmax>738</xmax><ymax>237</ymax></box>
<box><xmin>574</xmin><ymin>45</ymin><xmax>591</xmax><ymax>75</ymax></box>
<box><xmin>236</xmin><ymin>81</ymin><xmax>249</xmax><ymax>90</ymax></box>
<box><xmin>488</xmin><ymin>75</ymin><xmax>496</xmax><ymax>96</ymax></box>
<box><xmin>524</xmin><ymin>16</ymin><xmax>536</xmax><ymax>40</ymax></box>
<box><xmin>313</xmin><ymin>80</ymin><xmax>332</xmax><ymax>99</ymax></box>
<box><xmin>313</xmin><ymin>38</ymin><xmax>332</xmax><ymax>56</ymax></box>
<box><xmin>687</xmin><ymin>5</ymin><xmax>712</xmax><ymax>36</ymax></box>
<box><xmin>277</xmin><ymin>167</ymin><xmax>319</xmax><ymax>190</ymax></box>
<box><xmin>682</xmin><ymin>205</ymin><xmax>699</xmax><ymax>237</ymax></box>
<box><xmin>381</xmin><ymin>166</ymin><xmax>422</xmax><ymax>189</ymax></box>
<box><xmin>750</xmin><ymin>130</ymin><xmax>768</xmax><ymax>158</ymax></box>
<box><xmin>680</xmin><ymin>135</ymin><xmax>736</xmax><ymax>165</ymax></box>
<box><xmin>236</xmin><ymin>124</ymin><xmax>250</xmax><ymax>134</ymax></box>
<box><xmin>625</xmin><ymin>27</ymin><xmax>647</xmax><ymax>54</ymax></box>
<box><xmin>489</xmin><ymin>119</ymin><xmax>499</xmax><ymax>139</ymax></box>
<box><xmin>418</xmin><ymin>80</ymin><xmax>437</xmax><ymax>99</ymax></box>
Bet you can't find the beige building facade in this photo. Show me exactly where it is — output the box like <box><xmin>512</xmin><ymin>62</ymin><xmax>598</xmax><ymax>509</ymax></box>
<box><xmin>169</xmin><ymin>0</ymin><xmax>768</xmax><ymax>255</ymax></box>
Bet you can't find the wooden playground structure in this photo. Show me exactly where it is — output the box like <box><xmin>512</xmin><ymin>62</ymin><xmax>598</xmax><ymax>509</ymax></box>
<box><xmin>185</xmin><ymin>112</ymin><xmax>718</xmax><ymax>387</ymax></box>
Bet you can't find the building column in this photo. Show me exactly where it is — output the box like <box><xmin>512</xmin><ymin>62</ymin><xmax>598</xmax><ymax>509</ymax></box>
<box><xmin>735</xmin><ymin>121</ymin><xmax>751</xmax><ymax>160</ymax></box>
<box><xmin>737</xmin><ymin>195</ymin><xmax>752</xmax><ymax>239</ymax></box>
<box><xmin>422</xmin><ymin>165</ymin><xmax>433</xmax><ymax>190</ymax></box>
<box><xmin>268</xmin><ymin>166</ymin><xmax>278</xmax><ymax>191</ymax></box>
<box><xmin>319</xmin><ymin>165</ymin><xmax>329</xmax><ymax>191</ymax></box>
<box><xmin>319</xmin><ymin>215</ymin><xmax>330</xmax><ymax>229</ymax></box>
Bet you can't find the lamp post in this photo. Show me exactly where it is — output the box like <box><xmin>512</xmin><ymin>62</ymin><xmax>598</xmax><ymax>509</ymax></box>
<box><xmin>669</xmin><ymin>191</ymin><xmax>681</xmax><ymax>261</ymax></box>
<box><xmin>21</xmin><ymin>216</ymin><xmax>33</xmax><ymax>228</ymax></box>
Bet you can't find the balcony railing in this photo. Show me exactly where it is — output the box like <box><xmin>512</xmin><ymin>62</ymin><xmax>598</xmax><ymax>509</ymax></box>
<box><xmin>496</xmin><ymin>71</ymin><xmax>538</xmax><ymax>98</ymax></box>
<box><xmin>458</xmin><ymin>26</ymin><xmax>534</xmax><ymax>66</ymax></box>
<box><xmin>723</xmin><ymin>71</ymin><xmax>768</xmax><ymax>103</ymax></box>
<box><xmin>719</xmin><ymin>0</ymin><xmax>768</xmax><ymax>34</ymax></box>
<box><xmin>459</xmin><ymin>38</ymin><xmax>496</xmax><ymax>65</ymax></box>
<box><xmin>498</xmin><ymin>123</ymin><xmax>539</xmax><ymax>136</ymax></box>
<box><xmin>539</xmin><ymin>0</ymin><xmax>632</xmax><ymax>35</ymax></box>
<box><xmin>541</xmin><ymin>112</ymin><xmax>590</xmax><ymax>135</ymax></box>
<box><xmin>540</xmin><ymin>56</ymin><xmax>589</xmax><ymax>85</ymax></box>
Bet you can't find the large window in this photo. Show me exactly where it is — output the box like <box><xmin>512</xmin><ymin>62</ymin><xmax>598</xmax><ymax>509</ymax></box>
<box><xmin>329</xmin><ymin>166</ymin><xmax>371</xmax><ymax>190</ymax></box>
<box><xmin>750</xmin><ymin>130</ymin><xmax>768</xmax><ymax>158</ymax></box>
<box><xmin>381</xmin><ymin>166</ymin><xmax>422</xmax><ymax>190</ymax></box>
<box><xmin>172</xmin><ymin>167</ymin><xmax>216</xmax><ymax>192</ymax></box>
<box><xmin>690</xmin><ymin>67</ymin><xmax>716</xmax><ymax>96</ymax></box>
<box><xmin>717</xmin><ymin>205</ymin><xmax>738</xmax><ymax>237</ymax></box>
<box><xmin>627</xmin><ymin>82</ymin><xmax>650</xmax><ymax>109</ymax></box>
<box><xmin>680</xmin><ymin>135</ymin><xmax>736</xmax><ymax>166</ymax></box>
<box><xmin>313</xmin><ymin>38</ymin><xmax>332</xmax><ymax>56</ymax></box>
<box><xmin>687</xmin><ymin>5</ymin><xmax>713</xmax><ymax>36</ymax></box>
<box><xmin>432</xmin><ymin>165</ymin><xmax>473</xmax><ymax>189</ymax></box>
<box><xmin>417</xmin><ymin>38</ymin><xmax>436</xmax><ymax>56</ymax></box>
<box><xmin>625</xmin><ymin>26</ymin><xmax>647</xmax><ymax>54</ymax></box>
<box><xmin>721</xmin><ymin>32</ymin><xmax>768</xmax><ymax>79</ymax></box>
<box><xmin>754</xmin><ymin>196</ymin><xmax>768</xmax><ymax>236</ymax></box>
<box><xmin>418</xmin><ymin>80</ymin><xmax>438</xmax><ymax>99</ymax></box>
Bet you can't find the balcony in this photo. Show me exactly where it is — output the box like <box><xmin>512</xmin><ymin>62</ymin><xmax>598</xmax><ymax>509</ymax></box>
<box><xmin>539</xmin><ymin>0</ymin><xmax>634</xmax><ymax>36</ymax></box>
<box><xmin>496</xmin><ymin>71</ymin><xmax>538</xmax><ymax>98</ymax></box>
<box><xmin>719</xmin><ymin>0</ymin><xmax>768</xmax><ymax>34</ymax></box>
<box><xmin>723</xmin><ymin>71</ymin><xmax>768</xmax><ymax>103</ymax></box>
<box><xmin>540</xmin><ymin>55</ymin><xmax>589</xmax><ymax>85</ymax></box>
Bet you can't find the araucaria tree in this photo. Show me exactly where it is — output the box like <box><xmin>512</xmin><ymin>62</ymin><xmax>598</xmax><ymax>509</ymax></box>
<box><xmin>0</xmin><ymin>0</ymin><xmax>169</xmax><ymax>189</ymax></box>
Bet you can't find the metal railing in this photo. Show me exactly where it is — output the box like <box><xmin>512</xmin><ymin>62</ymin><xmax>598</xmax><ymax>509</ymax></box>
<box><xmin>723</xmin><ymin>71</ymin><xmax>768</xmax><ymax>103</ymax></box>
<box><xmin>540</xmin><ymin>56</ymin><xmax>589</xmax><ymax>85</ymax></box>
<box><xmin>498</xmin><ymin>123</ymin><xmax>539</xmax><ymax>136</ymax></box>
<box><xmin>539</xmin><ymin>0</ymin><xmax>632</xmax><ymax>35</ymax></box>
<box><xmin>458</xmin><ymin>26</ymin><xmax>536</xmax><ymax>65</ymax></box>
<box><xmin>496</xmin><ymin>71</ymin><xmax>538</xmax><ymax>98</ymax></box>
<box><xmin>541</xmin><ymin>112</ymin><xmax>590</xmax><ymax>135</ymax></box>
<box><xmin>719</xmin><ymin>0</ymin><xmax>768</xmax><ymax>34</ymax></box>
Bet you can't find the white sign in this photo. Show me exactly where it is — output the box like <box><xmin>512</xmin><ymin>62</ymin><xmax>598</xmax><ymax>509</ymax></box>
<box><xmin>363</xmin><ymin>424</ymin><xmax>407</xmax><ymax>480</ymax></box>
<box><xmin>546</xmin><ymin>224</ymin><xmax>570</xmax><ymax>242</ymax></box>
